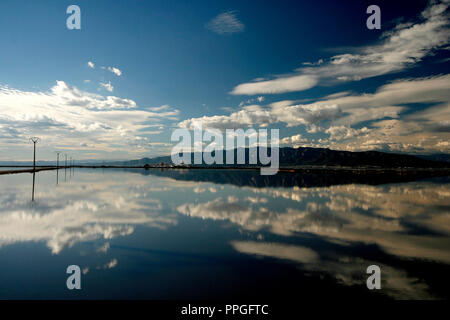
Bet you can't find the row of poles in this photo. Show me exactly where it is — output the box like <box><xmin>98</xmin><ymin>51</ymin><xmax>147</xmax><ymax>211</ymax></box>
<box><xmin>55</xmin><ymin>151</ymin><xmax>75</xmax><ymax>168</ymax></box>
<box><xmin>30</xmin><ymin>137</ymin><xmax>75</xmax><ymax>170</ymax></box>
<box><xmin>30</xmin><ymin>137</ymin><xmax>76</xmax><ymax>202</ymax></box>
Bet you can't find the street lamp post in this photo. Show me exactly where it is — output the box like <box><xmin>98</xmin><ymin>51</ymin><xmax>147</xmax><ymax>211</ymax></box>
<box><xmin>55</xmin><ymin>151</ymin><xmax>62</xmax><ymax>169</ymax></box>
<box><xmin>29</xmin><ymin>137</ymin><xmax>40</xmax><ymax>171</ymax></box>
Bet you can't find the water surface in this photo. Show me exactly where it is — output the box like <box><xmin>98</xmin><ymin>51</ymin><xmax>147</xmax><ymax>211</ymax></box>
<box><xmin>0</xmin><ymin>168</ymin><xmax>449</xmax><ymax>300</ymax></box>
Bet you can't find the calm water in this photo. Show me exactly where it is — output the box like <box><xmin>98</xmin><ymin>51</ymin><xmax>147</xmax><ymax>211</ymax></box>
<box><xmin>0</xmin><ymin>168</ymin><xmax>449</xmax><ymax>300</ymax></box>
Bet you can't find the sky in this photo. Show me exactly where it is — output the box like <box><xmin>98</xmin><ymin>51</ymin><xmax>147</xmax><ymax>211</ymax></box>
<box><xmin>0</xmin><ymin>0</ymin><xmax>449</xmax><ymax>161</ymax></box>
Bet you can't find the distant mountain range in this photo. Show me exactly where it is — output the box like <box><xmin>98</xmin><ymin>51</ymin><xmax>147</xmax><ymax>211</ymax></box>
<box><xmin>108</xmin><ymin>147</ymin><xmax>449</xmax><ymax>168</ymax></box>
<box><xmin>1</xmin><ymin>147</ymin><xmax>448</xmax><ymax>168</ymax></box>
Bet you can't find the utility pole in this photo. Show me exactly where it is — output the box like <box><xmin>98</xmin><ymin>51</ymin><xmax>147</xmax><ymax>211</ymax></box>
<box><xmin>29</xmin><ymin>137</ymin><xmax>40</xmax><ymax>171</ymax></box>
<box><xmin>32</xmin><ymin>172</ymin><xmax>36</xmax><ymax>201</ymax></box>
<box><xmin>65</xmin><ymin>154</ymin><xmax>68</xmax><ymax>168</ymax></box>
<box><xmin>55</xmin><ymin>151</ymin><xmax>62</xmax><ymax>169</ymax></box>
<box><xmin>55</xmin><ymin>151</ymin><xmax>61</xmax><ymax>185</ymax></box>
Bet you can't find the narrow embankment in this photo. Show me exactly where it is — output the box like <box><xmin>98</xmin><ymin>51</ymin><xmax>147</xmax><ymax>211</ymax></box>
<box><xmin>0</xmin><ymin>167</ymin><xmax>58</xmax><ymax>175</ymax></box>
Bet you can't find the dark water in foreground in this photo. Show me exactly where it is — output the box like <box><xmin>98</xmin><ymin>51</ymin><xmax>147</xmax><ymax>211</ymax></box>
<box><xmin>0</xmin><ymin>168</ymin><xmax>449</xmax><ymax>300</ymax></box>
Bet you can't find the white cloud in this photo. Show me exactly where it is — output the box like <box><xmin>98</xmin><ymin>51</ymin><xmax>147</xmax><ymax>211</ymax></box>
<box><xmin>298</xmin><ymin>75</ymin><xmax>449</xmax><ymax>151</ymax></box>
<box><xmin>309</xmin><ymin>75</ymin><xmax>450</xmax><ymax>123</ymax></box>
<box><xmin>271</xmin><ymin>103</ymin><xmax>341</xmax><ymax>127</ymax></box>
<box><xmin>231</xmin><ymin>0</ymin><xmax>450</xmax><ymax>95</ymax></box>
<box><xmin>0</xmin><ymin>81</ymin><xmax>179</xmax><ymax>159</ymax></box>
<box><xmin>97</xmin><ymin>242</ymin><xmax>110</xmax><ymax>253</ymax></box>
<box><xmin>106</xmin><ymin>66</ymin><xmax>122</xmax><ymax>76</ymax></box>
<box><xmin>302</xmin><ymin>75</ymin><xmax>450</xmax><ymax>152</ymax></box>
<box><xmin>280</xmin><ymin>134</ymin><xmax>307</xmax><ymax>146</ymax></box>
<box><xmin>180</xmin><ymin>74</ymin><xmax>450</xmax><ymax>153</ymax></box>
<box><xmin>239</xmin><ymin>96</ymin><xmax>265</xmax><ymax>107</ymax></box>
<box><xmin>179</xmin><ymin>102</ymin><xmax>341</xmax><ymax>130</ymax></box>
<box><xmin>87</xmin><ymin>61</ymin><xmax>95</xmax><ymax>69</ymax></box>
<box><xmin>147</xmin><ymin>104</ymin><xmax>170</xmax><ymax>112</ymax></box>
<box><xmin>99</xmin><ymin>81</ymin><xmax>114</xmax><ymax>92</ymax></box>
<box><xmin>179</xmin><ymin>105</ymin><xmax>275</xmax><ymax>130</ymax></box>
<box><xmin>231</xmin><ymin>241</ymin><xmax>319</xmax><ymax>264</ymax></box>
<box><xmin>231</xmin><ymin>75</ymin><xmax>317</xmax><ymax>95</ymax></box>
<box><xmin>103</xmin><ymin>259</ymin><xmax>118</xmax><ymax>269</ymax></box>
<box><xmin>325</xmin><ymin>126</ymin><xmax>370</xmax><ymax>141</ymax></box>
<box><xmin>206</xmin><ymin>11</ymin><xmax>245</xmax><ymax>35</ymax></box>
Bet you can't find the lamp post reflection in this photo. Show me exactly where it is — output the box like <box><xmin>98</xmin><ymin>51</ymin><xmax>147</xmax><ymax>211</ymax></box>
<box><xmin>31</xmin><ymin>171</ymin><xmax>36</xmax><ymax>202</ymax></box>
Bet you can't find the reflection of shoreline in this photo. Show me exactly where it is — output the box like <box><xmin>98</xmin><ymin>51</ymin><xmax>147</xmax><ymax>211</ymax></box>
<box><xmin>3</xmin><ymin>166</ymin><xmax>450</xmax><ymax>189</ymax></box>
<box><xmin>142</xmin><ymin>168</ymin><xmax>450</xmax><ymax>188</ymax></box>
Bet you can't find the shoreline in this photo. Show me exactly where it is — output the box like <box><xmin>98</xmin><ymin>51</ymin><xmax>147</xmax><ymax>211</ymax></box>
<box><xmin>1</xmin><ymin>165</ymin><xmax>450</xmax><ymax>176</ymax></box>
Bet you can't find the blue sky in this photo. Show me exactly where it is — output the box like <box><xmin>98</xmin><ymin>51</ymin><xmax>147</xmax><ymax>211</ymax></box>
<box><xmin>0</xmin><ymin>0</ymin><xmax>449</xmax><ymax>160</ymax></box>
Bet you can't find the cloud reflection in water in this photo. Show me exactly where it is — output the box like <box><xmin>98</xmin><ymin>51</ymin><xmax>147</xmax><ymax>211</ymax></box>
<box><xmin>0</xmin><ymin>169</ymin><xmax>448</xmax><ymax>299</ymax></box>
